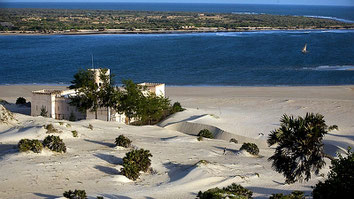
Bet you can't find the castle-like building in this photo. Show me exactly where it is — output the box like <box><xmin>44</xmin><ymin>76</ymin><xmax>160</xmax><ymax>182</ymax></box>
<box><xmin>30</xmin><ymin>69</ymin><xmax>165</xmax><ymax>124</ymax></box>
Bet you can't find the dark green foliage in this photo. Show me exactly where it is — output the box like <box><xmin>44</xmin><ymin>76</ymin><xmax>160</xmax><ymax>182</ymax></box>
<box><xmin>43</xmin><ymin>135</ymin><xmax>67</xmax><ymax>153</ymax></box>
<box><xmin>116</xmin><ymin>80</ymin><xmax>171</xmax><ymax>125</ymax></box>
<box><xmin>312</xmin><ymin>148</ymin><xmax>354</xmax><ymax>199</ymax></box>
<box><xmin>121</xmin><ymin>148</ymin><xmax>153</xmax><ymax>180</ymax></box>
<box><xmin>115</xmin><ymin>135</ymin><xmax>132</xmax><ymax>148</ymax></box>
<box><xmin>63</xmin><ymin>189</ymin><xmax>87</xmax><ymax>199</ymax></box>
<box><xmin>230</xmin><ymin>138</ymin><xmax>238</xmax><ymax>144</ymax></box>
<box><xmin>88</xmin><ymin>124</ymin><xmax>93</xmax><ymax>130</ymax></box>
<box><xmin>69</xmin><ymin>69</ymin><xmax>99</xmax><ymax>118</ymax></box>
<box><xmin>198</xmin><ymin>129</ymin><xmax>214</xmax><ymax>139</ymax></box>
<box><xmin>197</xmin><ymin>135</ymin><xmax>203</xmax><ymax>141</ymax></box>
<box><xmin>40</xmin><ymin>106</ymin><xmax>48</xmax><ymax>117</ymax></box>
<box><xmin>72</xmin><ymin>130</ymin><xmax>78</xmax><ymax>137</ymax></box>
<box><xmin>115</xmin><ymin>80</ymin><xmax>145</xmax><ymax>124</ymax></box>
<box><xmin>18</xmin><ymin>139</ymin><xmax>43</xmax><ymax>153</ymax></box>
<box><xmin>240</xmin><ymin>143</ymin><xmax>259</xmax><ymax>155</ymax></box>
<box><xmin>269</xmin><ymin>191</ymin><xmax>305</xmax><ymax>199</ymax></box>
<box><xmin>139</xmin><ymin>93</ymin><xmax>171</xmax><ymax>125</ymax></box>
<box><xmin>15</xmin><ymin>97</ymin><xmax>26</xmax><ymax>105</ymax></box>
<box><xmin>268</xmin><ymin>113</ymin><xmax>338</xmax><ymax>184</ymax></box>
<box><xmin>171</xmin><ymin>102</ymin><xmax>184</xmax><ymax>113</ymax></box>
<box><xmin>69</xmin><ymin>111</ymin><xmax>76</xmax><ymax>121</ymax></box>
<box><xmin>197</xmin><ymin>183</ymin><xmax>253</xmax><ymax>199</ymax></box>
<box><xmin>44</xmin><ymin>124</ymin><xmax>61</xmax><ymax>134</ymax></box>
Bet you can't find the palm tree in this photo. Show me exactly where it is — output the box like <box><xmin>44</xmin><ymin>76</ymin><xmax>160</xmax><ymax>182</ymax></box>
<box><xmin>268</xmin><ymin>113</ymin><xmax>338</xmax><ymax>184</ymax></box>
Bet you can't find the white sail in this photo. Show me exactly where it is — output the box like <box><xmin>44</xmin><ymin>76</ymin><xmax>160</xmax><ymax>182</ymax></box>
<box><xmin>302</xmin><ymin>44</ymin><xmax>307</xmax><ymax>53</ymax></box>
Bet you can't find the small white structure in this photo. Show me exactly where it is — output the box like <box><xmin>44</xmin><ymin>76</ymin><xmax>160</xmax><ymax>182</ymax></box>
<box><xmin>31</xmin><ymin>89</ymin><xmax>86</xmax><ymax>120</ymax></box>
<box><xmin>138</xmin><ymin>82</ymin><xmax>165</xmax><ymax>97</ymax></box>
<box><xmin>31</xmin><ymin>68</ymin><xmax>165</xmax><ymax>124</ymax></box>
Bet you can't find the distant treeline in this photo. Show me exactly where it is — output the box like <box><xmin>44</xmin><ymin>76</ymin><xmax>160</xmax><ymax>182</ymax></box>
<box><xmin>0</xmin><ymin>8</ymin><xmax>353</xmax><ymax>32</ymax></box>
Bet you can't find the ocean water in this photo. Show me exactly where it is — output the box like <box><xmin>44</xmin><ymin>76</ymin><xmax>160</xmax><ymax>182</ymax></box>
<box><xmin>0</xmin><ymin>3</ymin><xmax>354</xmax><ymax>86</ymax></box>
<box><xmin>1</xmin><ymin>30</ymin><xmax>354</xmax><ymax>86</ymax></box>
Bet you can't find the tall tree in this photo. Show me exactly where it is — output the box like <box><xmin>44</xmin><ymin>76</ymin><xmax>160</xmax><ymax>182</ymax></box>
<box><xmin>98</xmin><ymin>68</ymin><xmax>118</xmax><ymax>121</ymax></box>
<box><xmin>115</xmin><ymin>80</ymin><xmax>144</xmax><ymax>124</ymax></box>
<box><xmin>268</xmin><ymin>113</ymin><xmax>338</xmax><ymax>184</ymax></box>
<box><xmin>139</xmin><ymin>93</ymin><xmax>170</xmax><ymax>125</ymax></box>
<box><xmin>69</xmin><ymin>69</ymin><xmax>111</xmax><ymax>119</ymax></box>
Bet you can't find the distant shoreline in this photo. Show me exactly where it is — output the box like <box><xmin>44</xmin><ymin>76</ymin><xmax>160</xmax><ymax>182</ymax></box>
<box><xmin>1</xmin><ymin>27</ymin><xmax>354</xmax><ymax>36</ymax></box>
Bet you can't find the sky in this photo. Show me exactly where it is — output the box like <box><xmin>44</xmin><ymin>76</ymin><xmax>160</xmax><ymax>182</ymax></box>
<box><xmin>3</xmin><ymin>0</ymin><xmax>354</xmax><ymax>6</ymax></box>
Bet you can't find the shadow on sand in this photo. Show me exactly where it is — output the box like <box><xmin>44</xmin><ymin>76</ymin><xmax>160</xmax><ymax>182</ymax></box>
<box><xmin>33</xmin><ymin>193</ymin><xmax>58</xmax><ymax>199</ymax></box>
<box><xmin>94</xmin><ymin>153</ymin><xmax>122</xmax><ymax>165</ymax></box>
<box><xmin>84</xmin><ymin>139</ymin><xmax>115</xmax><ymax>148</ymax></box>
<box><xmin>94</xmin><ymin>165</ymin><xmax>120</xmax><ymax>175</ymax></box>
<box><xmin>0</xmin><ymin>144</ymin><xmax>18</xmax><ymax>160</ymax></box>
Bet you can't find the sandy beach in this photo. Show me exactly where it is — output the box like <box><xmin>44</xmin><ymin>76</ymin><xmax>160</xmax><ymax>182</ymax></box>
<box><xmin>0</xmin><ymin>85</ymin><xmax>353</xmax><ymax>198</ymax></box>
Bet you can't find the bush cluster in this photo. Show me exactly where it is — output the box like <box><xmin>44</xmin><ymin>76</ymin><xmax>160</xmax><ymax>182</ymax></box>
<box><xmin>115</xmin><ymin>135</ymin><xmax>132</xmax><ymax>148</ymax></box>
<box><xmin>197</xmin><ymin>183</ymin><xmax>253</xmax><ymax>199</ymax></box>
<box><xmin>198</xmin><ymin>129</ymin><xmax>214</xmax><ymax>139</ymax></box>
<box><xmin>240</xmin><ymin>142</ymin><xmax>259</xmax><ymax>155</ymax></box>
<box><xmin>230</xmin><ymin>138</ymin><xmax>238</xmax><ymax>144</ymax></box>
<box><xmin>269</xmin><ymin>191</ymin><xmax>304</xmax><ymax>199</ymax></box>
<box><xmin>171</xmin><ymin>102</ymin><xmax>185</xmax><ymax>113</ymax></box>
<box><xmin>312</xmin><ymin>148</ymin><xmax>353</xmax><ymax>199</ymax></box>
<box><xmin>15</xmin><ymin>97</ymin><xmax>26</xmax><ymax>105</ymax></box>
<box><xmin>88</xmin><ymin>124</ymin><xmax>93</xmax><ymax>130</ymax></box>
<box><xmin>72</xmin><ymin>130</ymin><xmax>78</xmax><ymax>137</ymax></box>
<box><xmin>63</xmin><ymin>189</ymin><xmax>87</xmax><ymax>199</ymax></box>
<box><xmin>121</xmin><ymin>148</ymin><xmax>152</xmax><ymax>180</ymax></box>
<box><xmin>44</xmin><ymin>124</ymin><xmax>61</xmax><ymax>134</ymax></box>
<box><xmin>43</xmin><ymin>135</ymin><xmax>67</xmax><ymax>153</ymax></box>
<box><xmin>18</xmin><ymin>139</ymin><xmax>43</xmax><ymax>153</ymax></box>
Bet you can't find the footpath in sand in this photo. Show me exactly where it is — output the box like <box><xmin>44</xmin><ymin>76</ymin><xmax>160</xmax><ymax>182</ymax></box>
<box><xmin>0</xmin><ymin>85</ymin><xmax>353</xmax><ymax>198</ymax></box>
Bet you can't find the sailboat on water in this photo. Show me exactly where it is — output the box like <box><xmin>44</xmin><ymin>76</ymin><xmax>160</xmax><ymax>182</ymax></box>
<box><xmin>302</xmin><ymin>43</ymin><xmax>308</xmax><ymax>54</ymax></box>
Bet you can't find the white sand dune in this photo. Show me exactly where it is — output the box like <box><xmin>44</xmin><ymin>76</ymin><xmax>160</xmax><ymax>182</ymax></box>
<box><xmin>0</xmin><ymin>85</ymin><xmax>353</xmax><ymax>198</ymax></box>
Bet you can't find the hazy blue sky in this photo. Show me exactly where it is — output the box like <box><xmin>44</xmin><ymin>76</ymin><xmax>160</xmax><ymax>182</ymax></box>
<box><xmin>4</xmin><ymin>0</ymin><xmax>354</xmax><ymax>6</ymax></box>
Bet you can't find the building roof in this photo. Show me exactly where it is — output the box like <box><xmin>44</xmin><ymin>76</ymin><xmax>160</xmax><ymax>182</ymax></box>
<box><xmin>138</xmin><ymin>82</ymin><xmax>165</xmax><ymax>87</ymax></box>
<box><xmin>32</xmin><ymin>89</ymin><xmax>64</xmax><ymax>95</ymax></box>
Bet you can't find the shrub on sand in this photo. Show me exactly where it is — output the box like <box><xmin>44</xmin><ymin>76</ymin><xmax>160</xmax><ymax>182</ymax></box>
<box><xmin>197</xmin><ymin>183</ymin><xmax>253</xmax><ymax>199</ymax></box>
<box><xmin>115</xmin><ymin>135</ymin><xmax>132</xmax><ymax>148</ymax></box>
<box><xmin>269</xmin><ymin>191</ymin><xmax>305</xmax><ymax>199</ymax></box>
<box><xmin>171</xmin><ymin>102</ymin><xmax>185</xmax><ymax>113</ymax></box>
<box><xmin>198</xmin><ymin>129</ymin><xmax>214</xmax><ymax>139</ymax></box>
<box><xmin>121</xmin><ymin>148</ymin><xmax>152</xmax><ymax>180</ymax></box>
<box><xmin>43</xmin><ymin>135</ymin><xmax>67</xmax><ymax>153</ymax></box>
<box><xmin>44</xmin><ymin>124</ymin><xmax>61</xmax><ymax>134</ymax></box>
<box><xmin>18</xmin><ymin>139</ymin><xmax>43</xmax><ymax>153</ymax></box>
<box><xmin>230</xmin><ymin>138</ymin><xmax>238</xmax><ymax>144</ymax></box>
<box><xmin>63</xmin><ymin>189</ymin><xmax>87</xmax><ymax>199</ymax></box>
<box><xmin>88</xmin><ymin>124</ymin><xmax>93</xmax><ymax>130</ymax></box>
<box><xmin>72</xmin><ymin>130</ymin><xmax>78</xmax><ymax>137</ymax></box>
<box><xmin>240</xmin><ymin>143</ymin><xmax>259</xmax><ymax>155</ymax></box>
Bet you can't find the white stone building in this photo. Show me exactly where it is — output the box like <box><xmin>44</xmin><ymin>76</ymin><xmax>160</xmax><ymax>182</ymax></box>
<box><xmin>31</xmin><ymin>69</ymin><xmax>165</xmax><ymax>124</ymax></box>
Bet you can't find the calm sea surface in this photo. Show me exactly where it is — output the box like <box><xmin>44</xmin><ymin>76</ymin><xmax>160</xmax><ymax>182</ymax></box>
<box><xmin>0</xmin><ymin>3</ymin><xmax>354</xmax><ymax>86</ymax></box>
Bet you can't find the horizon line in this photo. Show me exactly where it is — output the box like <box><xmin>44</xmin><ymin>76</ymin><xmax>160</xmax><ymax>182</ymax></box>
<box><xmin>2</xmin><ymin>1</ymin><xmax>354</xmax><ymax>7</ymax></box>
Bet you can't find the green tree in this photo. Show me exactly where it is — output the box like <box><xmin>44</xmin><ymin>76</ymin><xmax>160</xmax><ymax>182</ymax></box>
<box><xmin>97</xmin><ymin>68</ymin><xmax>119</xmax><ymax>121</ymax></box>
<box><xmin>69</xmin><ymin>69</ymin><xmax>99</xmax><ymax>118</ymax></box>
<box><xmin>139</xmin><ymin>93</ymin><xmax>170</xmax><ymax>125</ymax></box>
<box><xmin>115</xmin><ymin>80</ymin><xmax>144</xmax><ymax>124</ymax></box>
<box><xmin>312</xmin><ymin>147</ymin><xmax>353</xmax><ymax>199</ymax></box>
<box><xmin>268</xmin><ymin>113</ymin><xmax>338</xmax><ymax>184</ymax></box>
<box><xmin>69</xmin><ymin>68</ymin><xmax>114</xmax><ymax>120</ymax></box>
<box><xmin>40</xmin><ymin>106</ymin><xmax>48</xmax><ymax>117</ymax></box>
